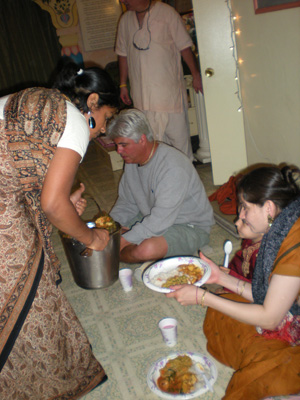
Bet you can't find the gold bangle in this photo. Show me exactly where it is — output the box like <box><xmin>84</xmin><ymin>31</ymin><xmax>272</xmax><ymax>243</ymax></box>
<box><xmin>201</xmin><ymin>289</ymin><xmax>208</xmax><ymax>307</ymax></box>
<box><xmin>239</xmin><ymin>281</ymin><xmax>246</xmax><ymax>296</ymax></box>
<box><xmin>119</xmin><ymin>84</ymin><xmax>127</xmax><ymax>88</ymax></box>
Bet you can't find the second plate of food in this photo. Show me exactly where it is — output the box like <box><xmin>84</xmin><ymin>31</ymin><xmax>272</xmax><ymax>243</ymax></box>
<box><xmin>142</xmin><ymin>256</ymin><xmax>211</xmax><ymax>293</ymax></box>
<box><xmin>147</xmin><ymin>351</ymin><xmax>218</xmax><ymax>399</ymax></box>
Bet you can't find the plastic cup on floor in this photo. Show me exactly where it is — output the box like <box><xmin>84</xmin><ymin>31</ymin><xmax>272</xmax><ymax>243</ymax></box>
<box><xmin>158</xmin><ymin>317</ymin><xmax>178</xmax><ymax>347</ymax></box>
<box><xmin>119</xmin><ymin>268</ymin><xmax>133</xmax><ymax>292</ymax></box>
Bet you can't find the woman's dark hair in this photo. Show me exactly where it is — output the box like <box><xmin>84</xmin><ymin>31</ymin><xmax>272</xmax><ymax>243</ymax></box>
<box><xmin>52</xmin><ymin>57</ymin><xmax>119</xmax><ymax>112</ymax></box>
<box><xmin>237</xmin><ymin>165</ymin><xmax>300</xmax><ymax>210</ymax></box>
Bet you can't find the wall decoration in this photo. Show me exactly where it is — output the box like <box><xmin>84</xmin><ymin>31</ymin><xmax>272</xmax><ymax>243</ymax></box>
<box><xmin>254</xmin><ymin>0</ymin><xmax>300</xmax><ymax>14</ymax></box>
<box><xmin>35</xmin><ymin>0</ymin><xmax>78</xmax><ymax>28</ymax></box>
<box><xmin>34</xmin><ymin>0</ymin><xmax>83</xmax><ymax>65</ymax></box>
<box><xmin>76</xmin><ymin>0</ymin><xmax>122</xmax><ymax>51</ymax></box>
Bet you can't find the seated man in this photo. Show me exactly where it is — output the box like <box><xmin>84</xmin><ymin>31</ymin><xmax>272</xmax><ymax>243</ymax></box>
<box><xmin>107</xmin><ymin>109</ymin><xmax>215</xmax><ymax>263</ymax></box>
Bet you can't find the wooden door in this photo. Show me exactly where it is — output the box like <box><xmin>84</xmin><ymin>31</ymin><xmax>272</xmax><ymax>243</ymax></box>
<box><xmin>193</xmin><ymin>0</ymin><xmax>247</xmax><ymax>184</ymax></box>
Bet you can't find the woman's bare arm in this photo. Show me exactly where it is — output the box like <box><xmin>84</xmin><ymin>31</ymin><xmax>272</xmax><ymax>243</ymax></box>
<box><xmin>167</xmin><ymin>252</ymin><xmax>300</xmax><ymax>330</ymax></box>
<box><xmin>41</xmin><ymin>147</ymin><xmax>109</xmax><ymax>250</ymax></box>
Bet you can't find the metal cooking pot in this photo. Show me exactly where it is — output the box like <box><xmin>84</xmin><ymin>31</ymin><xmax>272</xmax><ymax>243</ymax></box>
<box><xmin>60</xmin><ymin>211</ymin><xmax>121</xmax><ymax>289</ymax></box>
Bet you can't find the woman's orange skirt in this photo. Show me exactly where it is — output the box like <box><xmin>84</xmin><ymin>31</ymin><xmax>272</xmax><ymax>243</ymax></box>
<box><xmin>203</xmin><ymin>294</ymin><xmax>300</xmax><ymax>400</ymax></box>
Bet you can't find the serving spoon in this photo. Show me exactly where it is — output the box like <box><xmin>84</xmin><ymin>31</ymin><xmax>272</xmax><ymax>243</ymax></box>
<box><xmin>223</xmin><ymin>240</ymin><xmax>233</xmax><ymax>268</ymax></box>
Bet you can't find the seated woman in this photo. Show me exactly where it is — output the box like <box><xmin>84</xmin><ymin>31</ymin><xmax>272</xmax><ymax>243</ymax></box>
<box><xmin>167</xmin><ymin>165</ymin><xmax>300</xmax><ymax>399</ymax></box>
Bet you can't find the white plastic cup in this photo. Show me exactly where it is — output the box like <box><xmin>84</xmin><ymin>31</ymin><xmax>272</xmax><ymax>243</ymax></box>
<box><xmin>158</xmin><ymin>317</ymin><xmax>178</xmax><ymax>347</ymax></box>
<box><xmin>119</xmin><ymin>268</ymin><xmax>133</xmax><ymax>292</ymax></box>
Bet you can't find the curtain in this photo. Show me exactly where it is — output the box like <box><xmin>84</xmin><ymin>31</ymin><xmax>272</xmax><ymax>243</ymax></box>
<box><xmin>0</xmin><ymin>0</ymin><xmax>62</xmax><ymax>96</ymax></box>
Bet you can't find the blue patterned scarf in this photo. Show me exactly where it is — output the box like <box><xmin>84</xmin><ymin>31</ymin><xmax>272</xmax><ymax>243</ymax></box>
<box><xmin>252</xmin><ymin>196</ymin><xmax>300</xmax><ymax>316</ymax></box>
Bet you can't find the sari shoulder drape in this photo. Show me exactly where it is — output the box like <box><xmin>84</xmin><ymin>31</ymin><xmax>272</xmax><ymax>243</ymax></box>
<box><xmin>4</xmin><ymin>87</ymin><xmax>67</xmax><ymax>268</ymax></box>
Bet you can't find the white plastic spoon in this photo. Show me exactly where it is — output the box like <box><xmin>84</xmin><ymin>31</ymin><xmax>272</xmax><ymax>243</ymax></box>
<box><xmin>223</xmin><ymin>240</ymin><xmax>233</xmax><ymax>268</ymax></box>
<box><xmin>195</xmin><ymin>362</ymin><xmax>214</xmax><ymax>393</ymax></box>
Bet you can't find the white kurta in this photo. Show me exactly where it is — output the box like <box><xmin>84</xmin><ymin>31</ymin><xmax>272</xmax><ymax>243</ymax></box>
<box><xmin>116</xmin><ymin>1</ymin><xmax>193</xmax><ymax>114</ymax></box>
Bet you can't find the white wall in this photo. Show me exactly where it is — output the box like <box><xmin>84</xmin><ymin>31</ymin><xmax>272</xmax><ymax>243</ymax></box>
<box><xmin>231</xmin><ymin>1</ymin><xmax>300</xmax><ymax>167</ymax></box>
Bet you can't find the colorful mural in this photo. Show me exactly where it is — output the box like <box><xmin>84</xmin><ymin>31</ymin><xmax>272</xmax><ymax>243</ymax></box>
<box><xmin>34</xmin><ymin>0</ymin><xmax>83</xmax><ymax>65</ymax></box>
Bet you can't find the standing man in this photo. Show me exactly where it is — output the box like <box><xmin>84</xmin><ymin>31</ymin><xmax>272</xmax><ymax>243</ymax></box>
<box><xmin>107</xmin><ymin>109</ymin><xmax>214</xmax><ymax>264</ymax></box>
<box><xmin>116</xmin><ymin>0</ymin><xmax>202</xmax><ymax>162</ymax></box>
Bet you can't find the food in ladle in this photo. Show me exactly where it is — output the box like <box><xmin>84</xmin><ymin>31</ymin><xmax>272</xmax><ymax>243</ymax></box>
<box><xmin>95</xmin><ymin>214</ymin><xmax>117</xmax><ymax>233</ymax></box>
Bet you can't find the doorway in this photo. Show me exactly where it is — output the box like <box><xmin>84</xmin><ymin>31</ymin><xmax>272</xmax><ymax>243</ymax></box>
<box><xmin>193</xmin><ymin>0</ymin><xmax>247</xmax><ymax>185</ymax></box>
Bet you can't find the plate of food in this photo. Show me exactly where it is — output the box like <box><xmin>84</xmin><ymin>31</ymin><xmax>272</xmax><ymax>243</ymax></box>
<box><xmin>142</xmin><ymin>256</ymin><xmax>211</xmax><ymax>293</ymax></box>
<box><xmin>147</xmin><ymin>352</ymin><xmax>218</xmax><ymax>399</ymax></box>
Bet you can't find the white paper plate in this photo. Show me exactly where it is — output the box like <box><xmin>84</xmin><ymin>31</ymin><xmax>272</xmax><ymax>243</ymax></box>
<box><xmin>134</xmin><ymin>261</ymin><xmax>154</xmax><ymax>282</ymax></box>
<box><xmin>147</xmin><ymin>351</ymin><xmax>218</xmax><ymax>399</ymax></box>
<box><xmin>142</xmin><ymin>256</ymin><xmax>211</xmax><ymax>293</ymax></box>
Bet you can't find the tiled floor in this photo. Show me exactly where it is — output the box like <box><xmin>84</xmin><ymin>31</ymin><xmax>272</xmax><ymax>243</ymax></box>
<box><xmin>51</xmin><ymin>141</ymin><xmax>243</xmax><ymax>399</ymax></box>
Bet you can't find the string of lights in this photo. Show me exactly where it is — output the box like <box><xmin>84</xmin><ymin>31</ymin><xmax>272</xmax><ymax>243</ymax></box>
<box><xmin>225</xmin><ymin>0</ymin><xmax>243</xmax><ymax>112</ymax></box>
<box><xmin>225</xmin><ymin>0</ymin><xmax>270</xmax><ymax>160</ymax></box>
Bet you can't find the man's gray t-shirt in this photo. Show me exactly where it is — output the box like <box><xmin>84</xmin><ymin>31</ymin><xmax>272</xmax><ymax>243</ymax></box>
<box><xmin>110</xmin><ymin>143</ymin><xmax>214</xmax><ymax>244</ymax></box>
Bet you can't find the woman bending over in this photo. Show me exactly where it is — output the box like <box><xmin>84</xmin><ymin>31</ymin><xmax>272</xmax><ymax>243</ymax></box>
<box><xmin>0</xmin><ymin>59</ymin><xmax>119</xmax><ymax>399</ymax></box>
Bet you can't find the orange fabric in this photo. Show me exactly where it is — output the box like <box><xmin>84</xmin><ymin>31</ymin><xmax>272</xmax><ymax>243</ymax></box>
<box><xmin>272</xmin><ymin>218</ymin><xmax>300</xmax><ymax>279</ymax></box>
<box><xmin>204</xmin><ymin>294</ymin><xmax>300</xmax><ymax>400</ymax></box>
<box><xmin>209</xmin><ymin>174</ymin><xmax>242</xmax><ymax>215</ymax></box>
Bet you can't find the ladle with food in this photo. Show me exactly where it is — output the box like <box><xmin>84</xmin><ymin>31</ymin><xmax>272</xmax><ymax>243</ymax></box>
<box><xmin>80</xmin><ymin>211</ymin><xmax>118</xmax><ymax>257</ymax></box>
<box><xmin>77</xmin><ymin>195</ymin><xmax>118</xmax><ymax>257</ymax></box>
